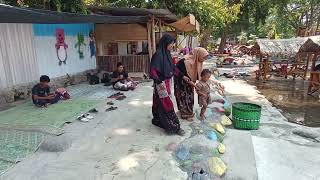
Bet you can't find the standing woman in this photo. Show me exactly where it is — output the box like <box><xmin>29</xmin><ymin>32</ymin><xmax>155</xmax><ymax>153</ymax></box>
<box><xmin>150</xmin><ymin>34</ymin><xmax>185</xmax><ymax>136</ymax></box>
<box><xmin>174</xmin><ymin>47</ymin><xmax>209</xmax><ymax>120</ymax></box>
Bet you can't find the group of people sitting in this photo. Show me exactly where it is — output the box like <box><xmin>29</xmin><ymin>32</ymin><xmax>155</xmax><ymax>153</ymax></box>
<box><xmin>32</xmin><ymin>63</ymin><xmax>136</xmax><ymax>108</ymax></box>
<box><xmin>150</xmin><ymin>34</ymin><xmax>225</xmax><ymax>136</ymax></box>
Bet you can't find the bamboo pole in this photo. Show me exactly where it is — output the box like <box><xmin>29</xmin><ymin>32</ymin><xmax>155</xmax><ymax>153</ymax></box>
<box><xmin>151</xmin><ymin>16</ymin><xmax>156</xmax><ymax>54</ymax></box>
<box><xmin>159</xmin><ymin>20</ymin><xmax>163</xmax><ymax>38</ymax></box>
<box><xmin>147</xmin><ymin>22</ymin><xmax>152</xmax><ymax>60</ymax></box>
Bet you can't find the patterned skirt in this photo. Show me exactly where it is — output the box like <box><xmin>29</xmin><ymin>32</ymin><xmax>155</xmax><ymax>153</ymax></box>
<box><xmin>174</xmin><ymin>77</ymin><xmax>194</xmax><ymax>119</ymax></box>
<box><xmin>152</xmin><ymin>79</ymin><xmax>180</xmax><ymax>134</ymax></box>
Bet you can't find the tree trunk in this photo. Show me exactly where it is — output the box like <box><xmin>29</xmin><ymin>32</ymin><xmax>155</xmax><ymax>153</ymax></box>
<box><xmin>218</xmin><ymin>26</ymin><xmax>229</xmax><ymax>54</ymax></box>
<box><xmin>200</xmin><ymin>30</ymin><xmax>211</xmax><ymax>49</ymax></box>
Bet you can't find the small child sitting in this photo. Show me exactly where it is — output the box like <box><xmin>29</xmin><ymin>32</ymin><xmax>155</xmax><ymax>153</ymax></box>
<box><xmin>196</xmin><ymin>69</ymin><xmax>212</xmax><ymax>121</ymax></box>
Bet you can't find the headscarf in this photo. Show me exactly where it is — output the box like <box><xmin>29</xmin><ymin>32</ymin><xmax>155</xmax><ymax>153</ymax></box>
<box><xmin>150</xmin><ymin>34</ymin><xmax>175</xmax><ymax>79</ymax></box>
<box><xmin>184</xmin><ymin>47</ymin><xmax>209</xmax><ymax>82</ymax></box>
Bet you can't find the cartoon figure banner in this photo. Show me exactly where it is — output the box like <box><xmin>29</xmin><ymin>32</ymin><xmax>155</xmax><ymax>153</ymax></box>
<box><xmin>55</xmin><ymin>28</ymin><xmax>68</xmax><ymax>65</ymax></box>
<box><xmin>89</xmin><ymin>30</ymin><xmax>96</xmax><ymax>58</ymax></box>
<box><xmin>75</xmin><ymin>33</ymin><xmax>86</xmax><ymax>59</ymax></box>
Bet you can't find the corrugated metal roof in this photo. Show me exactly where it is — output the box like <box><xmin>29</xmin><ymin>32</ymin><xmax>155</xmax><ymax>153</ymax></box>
<box><xmin>0</xmin><ymin>4</ymin><xmax>149</xmax><ymax>24</ymax></box>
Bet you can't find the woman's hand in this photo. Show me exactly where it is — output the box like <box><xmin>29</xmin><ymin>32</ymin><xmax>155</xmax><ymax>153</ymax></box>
<box><xmin>159</xmin><ymin>83</ymin><xmax>166</xmax><ymax>90</ymax></box>
<box><xmin>182</xmin><ymin>76</ymin><xmax>190</xmax><ymax>82</ymax></box>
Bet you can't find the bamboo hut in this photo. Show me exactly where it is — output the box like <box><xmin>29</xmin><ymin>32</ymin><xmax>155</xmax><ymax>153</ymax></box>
<box><xmin>252</xmin><ymin>37</ymin><xmax>308</xmax><ymax>82</ymax></box>
<box><xmin>298</xmin><ymin>36</ymin><xmax>320</xmax><ymax>95</ymax></box>
<box><xmin>89</xmin><ymin>7</ymin><xmax>200</xmax><ymax>74</ymax></box>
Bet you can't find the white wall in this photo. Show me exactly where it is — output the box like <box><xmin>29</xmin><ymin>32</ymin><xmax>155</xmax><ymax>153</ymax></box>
<box><xmin>0</xmin><ymin>24</ymin><xmax>39</xmax><ymax>89</ymax></box>
<box><xmin>117</xmin><ymin>42</ymin><xmax>128</xmax><ymax>55</ymax></box>
<box><xmin>34</xmin><ymin>36</ymin><xmax>96</xmax><ymax>78</ymax></box>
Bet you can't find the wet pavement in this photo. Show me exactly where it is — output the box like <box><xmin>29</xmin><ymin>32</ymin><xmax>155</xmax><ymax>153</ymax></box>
<box><xmin>247</xmin><ymin>77</ymin><xmax>320</xmax><ymax>127</ymax></box>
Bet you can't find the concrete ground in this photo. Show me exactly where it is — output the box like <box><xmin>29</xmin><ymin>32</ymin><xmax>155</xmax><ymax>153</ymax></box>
<box><xmin>1</xmin><ymin>78</ymin><xmax>320</xmax><ymax>180</ymax></box>
<box><xmin>223</xmin><ymin>79</ymin><xmax>320</xmax><ymax>180</ymax></box>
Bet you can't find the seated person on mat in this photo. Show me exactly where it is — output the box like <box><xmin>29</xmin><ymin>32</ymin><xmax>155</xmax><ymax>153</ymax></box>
<box><xmin>111</xmin><ymin>62</ymin><xmax>136</xmax><ymax>91</ymax></box>
<box><xmin>32</xmin><ymin>75</ymin><xmax>60</xmax><ymax>107</ymax></box>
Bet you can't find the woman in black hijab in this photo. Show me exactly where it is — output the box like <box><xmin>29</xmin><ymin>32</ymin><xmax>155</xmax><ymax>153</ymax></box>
<box><xmin>150</xmin><ymin>34</ymin><xmax>185</xmax><ymax>136</ymax></box>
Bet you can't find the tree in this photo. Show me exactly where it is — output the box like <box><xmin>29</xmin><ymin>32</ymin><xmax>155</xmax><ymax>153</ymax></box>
<box><xmin>105</xmin><ymin>0</ymin><xmax>241</xmax><ymax>48</ymax></box>
<box><xmin>237</xmin><ymin>32</ymin><xmax>248</xmax><ymax>45</ymax></box>
<box><xmin>3</xmin><ymin>0</ymin><xmax>87</xmax><ymax>14</ymax></box>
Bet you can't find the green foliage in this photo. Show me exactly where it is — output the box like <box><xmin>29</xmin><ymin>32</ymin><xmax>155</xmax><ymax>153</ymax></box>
<box><xmin>237</xmin><ymin>32</ymin><xmax>248</xmax><ymax>45</ymax></box>
<box><xmin>3</xmin><ymin>0</ymin><xmax>87</xmax><ymax>14</ymax></box>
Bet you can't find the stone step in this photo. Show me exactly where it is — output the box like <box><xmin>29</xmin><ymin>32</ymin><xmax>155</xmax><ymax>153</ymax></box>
<box><xmin>222</xmin><ymin>129</ymin><xmax>258</xmax><ymax>180</ymax></box>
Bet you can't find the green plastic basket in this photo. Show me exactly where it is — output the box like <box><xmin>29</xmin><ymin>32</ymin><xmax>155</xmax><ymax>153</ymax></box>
<box><xmin>232</xmin><ymin>102</ymin><xmax>262</xmax><ymax>130</ymax></box>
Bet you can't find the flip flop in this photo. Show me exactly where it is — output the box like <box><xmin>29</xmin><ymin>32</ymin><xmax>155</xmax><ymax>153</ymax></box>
<box><xmin>106</xmin><ymin>106</ymin><xmax>118</xmax><ymax>112</ymax></box>
<box><xmin>85</xmin><ymin>113</ymin><xmax>94</xmax><ymax>119</ymax></box>
<box><xmin>88</xmin><ymin>108</ymin><xmax>98</xmax><ymax>113</ymax></box>
<box><xmin>116</xmin><ymin>95</ymin><xmax>126</xmax><ymax>101</ymax></box>
<box><xmin>107</xmin><ymin>101</ymin><xmax>115</xmax><ymax>105</ymax></box>
<box><xmin>77</xmin><ymin>115</ymin><xmax>89</xmax><ymax>122</ymax></box>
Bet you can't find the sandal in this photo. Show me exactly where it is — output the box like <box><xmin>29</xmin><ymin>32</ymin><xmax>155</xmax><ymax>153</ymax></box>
<box><xmin>88</xmin><ymin>108</ymin><xmax>98</xmax><ymax>113</ymax></box>
<box><xmin>85</xmin><ymin>113</ymin><xmax>94</xmax><ymax>119</ymax></box>
<box><xmin>106</xmin><ymin>106</ymin><xmax>118</xmax><ymax>112</ymax></box>
<box><xmin>177</xmin><ymin>129</ymin><xmax>185</xmax><ymax>136</ymax></box>
<box><xmin>116</xmin><ymin>95</ymin><xmax>126</xmax><ymax>101</ymax></box>
<box><xmin>77</xmin><ymin>115</ymin><xmax>89</xmax><ymax>122</ymax></box>
<box><xmin>107</xmin><ymin>101</ymin><xmax>114</xmax><ymax>105</ymax></box>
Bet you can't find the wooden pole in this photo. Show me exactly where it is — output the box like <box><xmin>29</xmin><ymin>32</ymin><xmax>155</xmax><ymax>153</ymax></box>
<box><xmin>308</xmin><ymin>52</ymin><xmax>318</xmax><ymax>94</ymax></box>
<box><xmin>151</xmin><ymin>16</ymin><xmax>156</xmax><ymax>54</ymax></box>
<box><xmin>159</xmin><ymin>20</ymin><xmax>163</xmax><ymax>38</ymax></box>
<box><xmin>147</xmin><ymin>22</ymin><xmax>152</xmax><ymax>60</ymax></box>
<box><xmin>304</xmin><ymin>53</ymin><xmax>310</xmax><ymax>79</ymax></box>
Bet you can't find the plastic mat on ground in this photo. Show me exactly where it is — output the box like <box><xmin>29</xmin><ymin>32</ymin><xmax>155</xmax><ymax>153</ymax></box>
<box><xmin>0</xmin><ymin>99</ymin><xmax>99</xmax><ymax>135</ymax></box>
<box><xmin>0</xmin><ymin>130</ymin><xmax>48</xmax><ymax>175</ymax></box>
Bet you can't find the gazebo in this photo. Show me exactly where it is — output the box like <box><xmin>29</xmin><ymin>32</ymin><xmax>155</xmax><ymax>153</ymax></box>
<box><xmin>252</xmin><ymin>37</ymin><xmax>308</xmax><ymax>82</ymax></box>
<box><xmin>298</xmin><ymin>36</ymin><xmax>320</xmax><ymax>95</ymax></box>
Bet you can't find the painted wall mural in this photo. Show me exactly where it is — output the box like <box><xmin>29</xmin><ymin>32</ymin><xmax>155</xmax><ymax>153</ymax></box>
<box><xmin>32</xmin><ymin>24</ymin><xmax>96</xmax><ymax>78</ymax></box>
<box><xmin>89</xmin><ymin>30</ymin><xmax>96</xmax><ymax>58</ymax></box>
<box><xmin>55</xmin><ymin>28</ymin><xmax>68</xmax><ymax>65</ymax></box>
<box><xmin>75</xmin><ymin>33</ymin><xmax>86</xmax><ymax>59</ymax></box>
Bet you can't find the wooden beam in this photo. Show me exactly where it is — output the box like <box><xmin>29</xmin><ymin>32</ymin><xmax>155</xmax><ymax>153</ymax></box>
<box><xmin>151</xmin><ymin>15</ymin><xmax>156</xmax><ymax>54</ymax></box>
<box><xmin>159</xmin><ymin>20</ymin><xmax>163</xmax><ymax>38</ymax></box>
<box><xmin>147</xmin><ymin>22</ymin><xmax>152</xmax><ymax>60</ymax></box>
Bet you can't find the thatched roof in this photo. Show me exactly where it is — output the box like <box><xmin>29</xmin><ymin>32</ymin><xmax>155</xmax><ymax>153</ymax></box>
<box><xmin>255</xmin><ymin>37</ymin><xmax>308</xmax><ymax>57</ymax></box>
<box><xmin>299</xmin><ymin>36</ymin><xmax>320</xmax><ymax>53</ymax></box>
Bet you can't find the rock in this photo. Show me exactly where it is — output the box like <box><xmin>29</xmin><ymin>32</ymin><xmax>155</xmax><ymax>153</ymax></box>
<box><xmin>212</xmin><ymin>148</ymin><xmax>220</xmax><ymax>157</ymax></box>
<box><xmin>207</xmin><ymin>131</ymin><xmax>218</xmax><ymax>141</ymax></box>
<box><xmin>182</xmin><ymin>135</ymin><xmax>219</xmax><ymax>150</ymax></box>
<box><xmin>166</xmin><ymin>142</ymin><xmax>178</xmax><ymax>152</ymax></box>
<box><xmin>208</xmin><ymin>157</ymin><xmax>227</xmax><ymax>177</ymax></box>
<box><xmin>292</xmin><ymin>128</ymin><xmax>320</xmax><ymax>140</ymax></box>
<box><xmin>218</xmin><ymin>143</ymin><xmax>225</xmax><ymax>154</ymax></box>
<box><xmin>192</xmin><ymin>162</ymin><xmax>202</xmax><ymax>172</ymax></box>
<box><xmin>0</xmin><ymin>95</ymin><xmax>6</xmax><ymax>104</ymax></box>
<box><xmin>40</xmin><ymin>136</ymin><xmax>71</xmax><ymax>152</ymax></box>
<box><xmin>220</xmin><ymin>115</ymin><xmax>232</xmax><ymax>126</ymax></box>
<box><xmin>175</xmin><ymin>146</ymin><xmax>190</xmax><ymax>161</ymax></box>
<box><xmin>214</xmin><ymin>123</ymin><xmax>225</xmax><ymax>135</ymax></box>
<box><xmin>4</xmin><ymin>90</ymin><xmax>15</xmax><ymax>103</ymax></box>
<box><xmin>155</xmin><ymin>145</ymin><xmax>160</xmax><ymax>152</ymax></box>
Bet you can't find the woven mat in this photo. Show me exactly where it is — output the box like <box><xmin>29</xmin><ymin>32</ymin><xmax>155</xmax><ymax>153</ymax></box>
<box><xmin>0</xmin><ymin>130</ymin><xmax>48</xmax><ymax>175</ymax></box>
<box><xmin>0</xmin><ymin>99</ymin><xmax>99</xmax><ymax>135</ymax></box>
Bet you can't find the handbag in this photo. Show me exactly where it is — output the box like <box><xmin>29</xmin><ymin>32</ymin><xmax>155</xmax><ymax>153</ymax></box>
<box><xmin>156</xmin><ymin>82</ymin><xmax>169</xmax><ymax>98</ymax></box>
